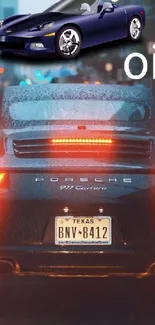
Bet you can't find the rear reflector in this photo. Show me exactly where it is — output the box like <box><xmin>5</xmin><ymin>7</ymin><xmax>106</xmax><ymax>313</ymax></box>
<box><xmin>50</xmin><ymin>138</ymin><xmax>113</xmax><ymax>145</ymax></box>
<box><xmin>0</xmin><ymin>173</ymin><xmax>9</xmax><ymax>189</ymax></box>
<box><xmin>0</xmin><ymin>173</ymin><xmax>6</xmax><ymax>184</ymax></box>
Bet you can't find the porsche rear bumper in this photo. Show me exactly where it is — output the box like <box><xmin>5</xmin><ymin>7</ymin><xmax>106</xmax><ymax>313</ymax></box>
<box><xmin>0</xmin><ymin>245</ymin><xmax>155</xmax><ymax>279</ymax></box>
<box><xmin>0</xmin><ymin>270</ymin><xmax>154</xmax><ymax>305</ymax></box>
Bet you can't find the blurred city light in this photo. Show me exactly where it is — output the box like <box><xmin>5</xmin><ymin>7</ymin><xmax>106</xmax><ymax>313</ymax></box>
<box><xmin>35</xmin><ymin>70</ymin><xmax>42</xmax><ymax>77</ymax></box>
<box><xmin>105</xmin><ymin>63</ymin><xmax>113</xmax><ymax>72</ymax></box>
<box><xmin>25</xmin><ymin>78</ymin><xmax>32</xmax><ymax>85</ymax></box>
<box><xmin>94</xmin><ymin>81</ymin><xmax>101</xmax><ymax>85</ymax></box>
<box><xmin>19</xmin><ymin>81</ymin><xmax>27</xmax><ymax>86</ymax></box>
<box><xmin>0</xmin><ymin>67</ymin><xmax>4</xmax><ymax>74</ymax></box>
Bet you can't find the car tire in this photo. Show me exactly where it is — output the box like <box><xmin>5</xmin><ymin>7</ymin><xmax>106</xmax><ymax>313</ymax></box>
<box><xmin>129</xmin><ymin>16</ymin><xmax>142</xmax><ymax>41</ymax></box>
<box><xmin>55</xmin><ymin>25</ymin><xmax>82</xmax><ymax>59</ymax></box>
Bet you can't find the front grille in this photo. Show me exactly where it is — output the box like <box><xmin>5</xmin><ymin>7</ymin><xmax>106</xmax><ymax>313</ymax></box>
<box><xmin>0</xmin><ymin>42</ymin><xmax>25</xmax><ymax>50</ymax></box>
<box><xmin>13</xmin><ymin>138</ymin><xmax>153</xmax><ymax>159</ymax></box>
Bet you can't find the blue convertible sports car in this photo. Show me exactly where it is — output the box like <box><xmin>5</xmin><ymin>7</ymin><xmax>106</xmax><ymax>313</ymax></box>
<box><xmin>0</xmin><ymin>0</ymin><xmax>145</xmax><ymax>58</ymax></box>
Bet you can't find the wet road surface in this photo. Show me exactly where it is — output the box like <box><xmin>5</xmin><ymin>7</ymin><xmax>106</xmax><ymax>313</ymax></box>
<box><xmin>0</xmin><ymin>278</ymin><xmax>155</xmax><ymax>325</ymax></box>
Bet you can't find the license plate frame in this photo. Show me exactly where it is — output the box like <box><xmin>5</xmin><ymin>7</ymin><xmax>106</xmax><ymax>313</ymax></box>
<box><xmin>55</xmin><ymin>216</ymin><xmax>112</xmax><ymax>245</ymax></box>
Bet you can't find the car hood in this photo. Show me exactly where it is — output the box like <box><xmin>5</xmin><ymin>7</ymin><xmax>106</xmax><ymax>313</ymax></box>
<box><xmin>2</xmin><ymin>12</ymin><xmax>72</xmax><ymax>32</ymax></box>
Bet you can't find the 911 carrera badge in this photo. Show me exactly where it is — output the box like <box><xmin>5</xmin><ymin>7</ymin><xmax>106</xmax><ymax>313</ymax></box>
<box><xmin>60</xmin><ymin>185</ymin><xmax>107</xmax><ymax>191</ymax></box>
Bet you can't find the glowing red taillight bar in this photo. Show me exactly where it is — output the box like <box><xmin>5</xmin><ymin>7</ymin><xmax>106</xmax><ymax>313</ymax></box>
<box><xmin>50</xmin><ymin>138</ymin><xmax>112</xmax><ymax>145</ymax></box>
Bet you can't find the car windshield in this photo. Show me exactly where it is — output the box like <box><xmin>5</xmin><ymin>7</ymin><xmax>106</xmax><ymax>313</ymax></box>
<box><xmin>6</xmin><ymin>99</ymin><xmax>148</xmax><ymax>127</ymax></box>
<box><xmin>44</xmin><ymin>0</ymin><xmax>102</xmax><ymax>14</ymax></box>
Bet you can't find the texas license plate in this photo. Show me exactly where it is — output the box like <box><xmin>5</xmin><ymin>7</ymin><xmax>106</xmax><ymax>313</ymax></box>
<box><xmin>55</xmin><ymin>216</ymin><xmax>112</xmax><ymax>245</ymax></box>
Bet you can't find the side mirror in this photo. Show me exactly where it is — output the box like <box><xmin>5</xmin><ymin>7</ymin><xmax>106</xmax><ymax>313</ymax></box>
<box><xmin>104</xmin><ymin>7</ymin><xmax>114</xmax><ymax>13</ymax></box>
<box><xmin>99</xmin><ymin>2</ymin><xmax>114</xmax><ymax>17</ymax></box>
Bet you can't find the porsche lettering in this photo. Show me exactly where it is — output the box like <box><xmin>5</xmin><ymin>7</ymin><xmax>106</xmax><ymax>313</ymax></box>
<box><xmin>35</xmin><ymin>177</ymin><xmax>132</xmax><ymax>184</ymax></box>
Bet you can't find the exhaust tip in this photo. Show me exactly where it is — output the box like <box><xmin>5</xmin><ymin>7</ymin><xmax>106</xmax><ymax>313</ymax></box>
<box><xmin>0</xmin><ymin>260</ymin><xmax>15</xmax><ymax>275</ymax></box>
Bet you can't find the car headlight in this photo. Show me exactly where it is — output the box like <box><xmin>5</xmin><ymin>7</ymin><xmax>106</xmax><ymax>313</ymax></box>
<box><xmin>0</xmin><ymin>20</ymin><xmax>4</xmax><ymax>28</ymax></box>
<box><xmin>29</xmin><ymin>22</ymin><xmax>54</xmax><ymax>32</ymax></box>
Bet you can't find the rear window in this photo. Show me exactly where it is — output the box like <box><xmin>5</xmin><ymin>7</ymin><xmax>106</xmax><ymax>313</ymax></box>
<box><xmin>9</xmin><ymin>99</ymin><xmax>149</xmax><ymax>123</ymax></box>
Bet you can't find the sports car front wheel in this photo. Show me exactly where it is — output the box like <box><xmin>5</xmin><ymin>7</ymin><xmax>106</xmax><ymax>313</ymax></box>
<box><xmin>129</xmin><ymin>17</ymin><xmax>142</xmax><ymax>41</ymax></box>
<box><xmin>55</xmin><ymin>26</ymin><xmax>82</xmax><ymax>59</ymax></box>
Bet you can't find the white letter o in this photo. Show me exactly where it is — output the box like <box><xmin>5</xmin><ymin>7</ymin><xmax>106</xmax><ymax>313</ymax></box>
<box><xmin>124</xmin><ymin>53</ymin><xmax>148</xmax><ymax>80</ymax></box>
